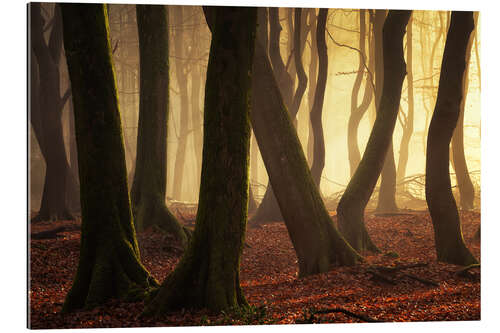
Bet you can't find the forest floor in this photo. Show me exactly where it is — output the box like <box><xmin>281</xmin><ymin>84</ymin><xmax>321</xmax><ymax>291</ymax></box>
<box><xmin>29</xmin><ymin>209</ymin><xmax>480</xmax><ymax>328</ymax></box>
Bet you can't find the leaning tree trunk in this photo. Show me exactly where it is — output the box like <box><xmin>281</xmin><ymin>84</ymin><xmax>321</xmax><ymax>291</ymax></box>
<box><xmin>130</xmin><ymin>5</ymin><xmax>188</xmax><ymax>246</ymax></box>
<box><xmin>31</xmin><ymin>3</ymin><xmax>75</xmax><ymax>222</ymax></box>
<box><xmin>373</xmin><ymin>10</ymin><xmax>399</xmax><ymax>213</ymax></box>
<box><xmin>60</xmin><ymin>3</ymin><xmax>158</xmax><ymax>313</ymax></box>
<box><xmin>251</xmin><ymin>38</ymin><xmax>362</xmax><ymax>277</ymax></box>
<box><xmin>309</xmin><ymin>9</ymin><xmax>328</xmax><ymax>187</ymax></box>
<box><xmin>142</xmin><ymin>6</ymin><xmax>257</xmax><ymax>315</ymax></box>
<box><xmin>337</xmin><ymin>10</ymin><xmax>411</xmax><ymax>253</ymax></box>
<box><xmin>347</xmin><ymin>9</ymin><xmax>374</xmax><ymax>177</ymax></box>
<box><xmin>450</xmin><ymin>12</ymin><xmax>477</xmax><ymax>211</ymax></box>
<box><xmin>425</xmin><ymin>11</ymin><xmax>478</xmax><ymax>266</ymax></box>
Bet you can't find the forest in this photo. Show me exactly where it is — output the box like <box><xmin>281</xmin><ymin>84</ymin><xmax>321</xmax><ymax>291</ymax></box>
<box><xmin>28</xmin><ymin>2</ymin><xmax>481</xmax><ymax>329</ymax></box>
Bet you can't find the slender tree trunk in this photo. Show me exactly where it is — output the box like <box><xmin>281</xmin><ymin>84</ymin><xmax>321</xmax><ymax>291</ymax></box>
<box><xmin>60</xmin><ymin>3</ymin><xmax>157</xmax><ymax>313</ymax></box>
<box><xmin>251</xmin><ymin>39</ymin><xmax>362</xmax><ymax>277</ymax></box>
<box><xmin>31</xmin><ymin>3</ymin><xmax>75</xmax><ymax>222</ymax></box>
<box><xmin>373</xmin><ymin>10</ymin><xmax>399</xmax><ymax>213</ymax></box>
<box><xmin>425</xmin><ymin>11</ymin><xmax>477</xmax><ymax>266</ymax></box>
<box><xmin>143</xmin><ymin>7</ymin><xmax>257</xmax><ymax>314</ymax></box>
<box><xmin>289</xmin><ymin>8</ymin><xmax>308</xmax><ymax>121</ymax></box>
<box><xmin>130</xmin><ymin>5</ymin><xmax>188</xmax><ymax>246</ymax></box>
<box><xmin>190</xmin><ymin>20</ymin><xmax>203</xmax><ymax>194</ymax></box>
<box><xmin>347</xmin><ymin>9</ymin><xmax>374</xmax><ymax>177</ymax></box>
<box><xmin>172</xmin><ymin>6</ymin><xmax>189</xmax><ymax>201</ymax></box>
<box><xmin>396</xmin><ymin>16</ymin><xmax>414</xmax><ymax>182</ymax></box>
<box><xmin>337</xmin><ymin>10</ymin><xmax>411</xmax><ymax>253</ymax></box>
<box><xmin>309</xmin><ymin>9</ymin><xmax>328</xmax><ymax>187</ymax></box>
<box><xmin>450</xmin><ymin>12</ymin><xmax>477</xmax><ymax>211</ymax></box>
<box><xmin>307</xmin><ymin>9</ymin><xmax>317</xmax><ymax>166</ymax></box>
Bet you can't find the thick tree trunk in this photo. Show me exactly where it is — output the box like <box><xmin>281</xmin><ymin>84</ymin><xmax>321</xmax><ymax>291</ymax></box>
<box><xmin>142</xmin><ymin>7</ymin><xmax>257</xmax><ymax>315</ymax></box>
<box><xmin>251</xmin><ymin>39</ymin><xmax>361</xmax><ymax>277</ymax></box>
<box><xmin>450</xmin><ymin>12</ymin><xmax>477</xmax><ymax>211</ymax></box>
<box><xmin>171</xmin><ymin>6</ymin><xmax>190</xmax><ymax>201</ymax></box>
<box><xmin>130</xmin><ymin>5</ymin><xmax>188</xmax><ymax>246</ymax></box>
<box><xmin>425</xmin><ymin>11</ymin><xmax>477</xmax><ymax>266</ymax></box>
<box><xmin>396</xmin><ymin>17</ymin><xmax>414</xmax><ymax>182</ymax></box>
<box><xmin>309</xmin><ymin>9</ymin><xmax>328</xmax><ymax>187</ymax></box>
<box><xmin>347</xmin><ymin>9</ymin><xmax>374</xmax><ymax>177</ymax></box>
<box><xmin>60</xmin><ymin>3</ymin><xmax>157</xmax><ymax>312</ymax></box>
<box><xmin>31</xmin><ymin>3</ymin><xmax>75</xmax><ymax>222</ymax></box>
<box><xmin>337</xmin><ymin>10</ymin><xmax>411</xmax><ymax>253</ymax></box>
<box><xmin>373</xmin><ymin>10</ymin><xmax>398</xmax><ymax>213</ymax></box>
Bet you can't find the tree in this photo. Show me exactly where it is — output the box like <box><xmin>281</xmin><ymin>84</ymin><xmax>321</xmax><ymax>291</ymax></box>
<box><xmin>142</xmin><ymin>6</ymin><xmax>257</xmax><ymax>314</ymax></box>
<box><xmin>309</xmin><ymin>8</ymin><xmax>328</xmax><ymax>187</ymax></box>
<box><xmin>30</xmin><ymin>3</ymin><xmax>78</xmax><ymax>222</ymax></box>
<box><xmin>347</xmin><ymin>9</ymin><xmax>374</xmax><ymax>177</ymax></box>
<box><xmin>251</xmin><ymin>35</ymin><xmax>361</xmax><ymax>277</ymax></box>
<box><xmin>337</xmin><ymin>10</ymin><xmax>411</xmax><ymax>253</ymax></box>
<box><xmin>373</xmin><ymin>10</ymin><xmax>399</xmax><ymax>213</ymax></box>
<box><xmin>450</xmin><ymin>12</ymin><xmax>478</xmax><ymax>211</ymax></box>
<box><xmin>425</xmin><ymin>11</ymin><xmax>477</xmax><ymax>266</ymax></box>
<box><xmin>60</xmin><ymin>3</ymin><xmax>157</xmax><ymax>312</ymax></box>
<box><xmin>129</xmin><ymin>5</ymin><xmax>188</xmax><ymax>246</ymax></box>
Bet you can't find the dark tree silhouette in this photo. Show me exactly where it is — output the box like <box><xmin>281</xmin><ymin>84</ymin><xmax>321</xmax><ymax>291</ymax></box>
<box><xmin>425</xmin><ymin>11</ymin><xmax>477</xmax><ymax>266</ymax></box>
<box><xmin>251</xmin><ymin>37</ymin><xmax>361</xmax><ymax>277</ymax></box>
<box><xmin>130</xmin><ymin>5</ymin><xmax>188</xmax><ymax>245</ymax></box>
<box><xmin>142</xmin><ymin>6</ymin><xmax>257</xmax><ymax>314</ymax></box>
<box><xmin>60</xmin><ymin>3</ymin><xmax>157</xmax><ymax>312</ymax></box>
<box><xmin>30</xmin><ymin>3</ymin><xmax>79</xmax><ymax>222</ymax></box>
<box><xmin>309</xmin><ymin>8</ymin><xmax>328</xmax><ymax>187</ymax></box>
<box><xmin>337</xmin><ymin>10</ymin><xmax>411</xmax><ymax>252</ymax></box>
<box><xmin>289</xmin><ymin>8</ymin><xmax>308</xmax><ymax>121</ymax></box>
<box><xmin>347</xmin><ymin>9</ymin><xmax>374</xmax><ymax>177</ymax></box>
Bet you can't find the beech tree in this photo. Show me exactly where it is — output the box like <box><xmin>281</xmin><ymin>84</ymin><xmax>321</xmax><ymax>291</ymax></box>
<box><xmin>142</xmin><ymin>6</ymin><xmax>257</xmax><ymax>314</ymax></box>
<box><xmin>337</xmin><ymin>10</ymin><xmax>411</xmax><ymax>252</ymax></box>
<box><xmin>60</xmin><ymin>3</ymin><xmax>157</xmax><ymax>312</ymax></box>
<box><xmin>130</xmin><ymin>5</ymin><xmax>188</xmax><ymax>245</ymax></box>
<box><xmin>425</xmin><ymin>11</ymin><xmax>477</xmax><ymax>266</ymax></box>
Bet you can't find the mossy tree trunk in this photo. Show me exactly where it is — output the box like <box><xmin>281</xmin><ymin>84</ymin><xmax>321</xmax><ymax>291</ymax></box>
<box><xmin>396</xmin><ymin>16</ymin><xmax>414</xmax><ymax>182</ymax></box>
<box><xmin>251</xmin><ymin>37</ymin><xmax>362</xmax><ymax>277</ymax></box>
<box><xmin>347</xmin><ymin>9</ymin><xmax>374</xmax><ymax>177</ymax></box>
<box><xmin>450</xmin><ymin>12</ymin><xmax>477</xmax><ymax>211</ymax></box>
<box><xmin>425</xmin><ymin>11</ymin><xmax>477</xmax><ymax>266</ymax></box>
<box><xmin>30</xmin><ymin>3</ymin><xmax>76</xmax><ymax>222</ymax></box>
<box><xmin>309</xmin><ymin>9</ymin><xmax>328</xmax><ymax>187</ymax></box>
<box><xmin>142</xmin><ymin>6</ymin><xmax>257</xmax><ymax>315</ymax></box>
<box><xmin>373</xmin><ymin>10</ymin><xmax>399</xmax><ymax>213</ymax></box>
<box><xmin>60</xmin><ymin>3</ymin><xmax>157</xmax><ymax>313</ymax></box>
<box><xmin>337</xmin><ymin>10</ymin><xmax>411</xmax><ymax>253</ymax></box>
<box><xmin>130</xmin><ymin>5</ymin><xmax>188</xmax><ymax>246</ymax></box>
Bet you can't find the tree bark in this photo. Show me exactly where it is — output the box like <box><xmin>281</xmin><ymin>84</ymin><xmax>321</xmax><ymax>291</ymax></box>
<box><xmin>142</xmin><ymin>6</ymin><xmax>257</xmax><ymax>314</ymax></box>
<box><xmin>309</xmin><ymin>9</ymin><xmax>328</xmax><ymax>187</ymax></box>
<box><xmin>347</xmin><ymin>9</ymin><xmax>374</xmax><ymax>177</ymax></box>
<box><xmin>337</xmin><ymin>10</ymin><xmax>411</xmax><ymax>253</ymax></box>
<box><xmin>31</xmin><ymin>3</ymin><xmax>75</xmax><ymax>222</ymax></box>
<box><xmin>425</xmin><ymin>11</ymin><xmax>477</xmax><ymax>266</ymax></box>
<box><xmin>450</xmin><ymin>12</ymin><xmax>477</xmax><ymax>211</ymax></box>
<box><xmin>373</xmin><ymin>10</ymin><xmax>399</xmax><ymax>213</ymax></box>
<box><xmin>60</xmin><ymin>3</ymin><xmax>157</xmax><ymax>312</ymax></box>
<box><xmin>130</xmin><ymin>5</ymin><xmax>188</xmax><ymax>246</ymax></box>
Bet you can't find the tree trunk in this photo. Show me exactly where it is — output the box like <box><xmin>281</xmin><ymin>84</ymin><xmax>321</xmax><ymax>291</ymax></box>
<box><xmin>425</xmin><ymin>11</ymin><xmax>477</xmax><ymax>266</ymax></box>
<box><xmin>190</xmin><ymin>18</ymin><xmax>203</xmax><ymax>194</ymax></box>
<box><xmin>396</xmin><ymin>16</ymin><xmax>414</xmax><ymax>182</ymax></box>
<box><xmin>31</xmin><ymin>3</ymin><xmax>75</xmax><ymax>222</ymax></box>
<box><xmin>374</xmin><ymin>10</ymin><xmax>398</xmax><ymax>213</ymax></box>
<box><xmin>172</xmin><ymin>6</ymin><xmax>190</xmax><ymax>201</ymax></box>
<box><xmin>309</xmin><ymin>9</ymin><xmax>328</xmax><ymax>187</ymax></box>
<box><xmin>306</xmin><ymin>9</ymin><xmax>317</xmax><ymax>166</ymax></box>
<box><xmin>289</xmin><ymin>8</ymin><xmax>308</xmax><ymax>121</ymax></box>
<box><xmin>337</xmin><ymin>10</ymin><xmax>411</xmax><ymax>253</ymax></box>
<box><xmin>130</xmin><ymin>5</ymin><xmax>188</xmax><ymax>246</ymax></box>
<box><xmin>347</xmin><ymin>9</ymin><xmax>374</xmax><ymax>177</ymax></box>
<box><xmin>251</xmin><ymin>38</ymin><xmax>362</xmax><ymax>277</ymax></box>
<box><xmin>60</xmin><ymin>3</ymin><xmax>157</xmax><ymax>312</ymax></box>
<box><xmin>142</xmin><ymin>6</ymin><xmax>257</xmax><ymax>315</ymax></box>
<box><xmin>450</xmin><ymin>12</ymin><xmax>477</xmax><ymax>211</ymax></box>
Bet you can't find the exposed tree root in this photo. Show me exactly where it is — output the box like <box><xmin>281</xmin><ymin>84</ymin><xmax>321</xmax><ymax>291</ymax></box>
<box><xmin>298</xmin><ymin>307</ymin><xmax>381</xmax><ymax>323</ymax></box>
